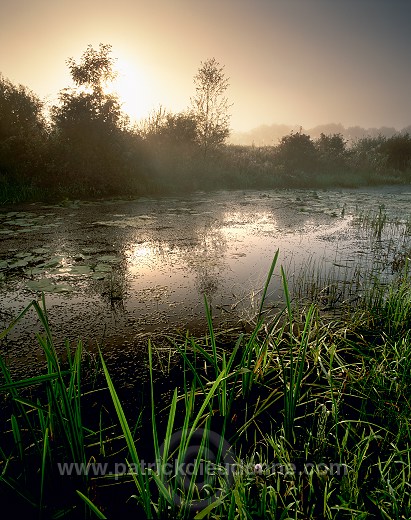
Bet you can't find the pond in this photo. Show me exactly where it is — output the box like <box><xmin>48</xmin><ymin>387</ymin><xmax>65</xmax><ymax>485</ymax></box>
<box><xmin>1</xmin><ymin>186</ymin><xmax>410</xmax><ymax>376</ymax></box>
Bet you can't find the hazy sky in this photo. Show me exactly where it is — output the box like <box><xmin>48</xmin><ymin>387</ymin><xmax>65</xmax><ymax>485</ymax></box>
<box><xmin>1</xmin><ymin>0</ymin><xmax>411</xmax><ymax>131</ymax></box>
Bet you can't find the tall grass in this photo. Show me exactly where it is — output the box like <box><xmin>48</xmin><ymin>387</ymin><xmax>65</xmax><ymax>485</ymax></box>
<box><xmin>0</xmin><ymin>295</ymin><xmax>89</xmax><ymax>516</ymax></box>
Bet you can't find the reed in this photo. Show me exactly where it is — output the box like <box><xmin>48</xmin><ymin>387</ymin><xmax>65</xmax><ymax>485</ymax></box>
<box><xmin>0</xmin><ymin>302</ymin><xmax>92</xmax><ymax>519</ymax></box>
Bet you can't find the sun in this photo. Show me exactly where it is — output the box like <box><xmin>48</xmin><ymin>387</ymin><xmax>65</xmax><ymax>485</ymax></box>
<box><xmin>107</xmin><ymin>57</ymin><xmax>153</xmax><ymax>123</ymax></box>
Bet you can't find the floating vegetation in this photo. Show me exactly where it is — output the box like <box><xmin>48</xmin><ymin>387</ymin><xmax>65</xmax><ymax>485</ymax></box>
<box><xmin>26</xmin><ymin>279</ymin><xmax>73</xmax><ymax>293</ymax></box>
<box><xmin>0</xmin><ymin>241</ymin><xmax>122</xmax><ymax>299</ymax></box>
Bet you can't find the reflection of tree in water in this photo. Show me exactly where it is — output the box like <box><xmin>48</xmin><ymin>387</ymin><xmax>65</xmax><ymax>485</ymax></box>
<box><xmin>186</xmin><ymin>225</ymin><xmax>228</xmax><ymax>304</ymax></box>
<box><xmin>196</xmin><ymin>266</ymin><xmax>220</xmax><ymax>301</ymax></box>
<box><xmin>124</xmin><ymin>211</ymin><xmax>229</xmax><ymax>306</ymax></box>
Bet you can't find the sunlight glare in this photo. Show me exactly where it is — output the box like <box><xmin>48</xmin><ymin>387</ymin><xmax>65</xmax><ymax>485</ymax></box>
<box><xmin>134</xmin><ymin>245</ymin><xmax>151</xmax><ymax>258</ymax></box>
<box><xmin>108</xmin><ymin>57</ymin><xmax>153</xmax><ymax>123</ymax></box>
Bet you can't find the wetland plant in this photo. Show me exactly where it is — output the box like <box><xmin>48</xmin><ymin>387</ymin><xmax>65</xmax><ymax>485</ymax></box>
<box><xmin>0</xmin><ymin>295</ymin><xmax>88</xmax><ymax>515</ymax></box>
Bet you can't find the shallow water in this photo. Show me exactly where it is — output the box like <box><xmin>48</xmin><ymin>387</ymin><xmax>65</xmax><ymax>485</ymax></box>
<box><xmin>1</xmin><ymin>186</ymin><xmax>410</xmax><ymax>374</ymax></box>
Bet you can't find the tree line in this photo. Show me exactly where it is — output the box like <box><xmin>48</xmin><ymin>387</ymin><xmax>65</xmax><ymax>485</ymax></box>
<box><xmin>1</xmin><ymin>43</ymin><xmax>411</xmax><ymax>203</ymax></box>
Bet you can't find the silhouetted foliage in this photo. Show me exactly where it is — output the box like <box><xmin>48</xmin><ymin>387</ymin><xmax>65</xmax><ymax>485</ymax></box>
<box><xmin>316</xmin><ymin>132</ymin><xmax>346</xmax><ymax>158</ymax></box>
<box><xmin>137</xmin><ymin>107</ymin><xmax>200</xmax><ymax>191</ymax></box>
<box><xmin>348</xmin><ymin>136</ymin><xmax>387</xmax><ymax>174</ymax></box>
<box><xmin>0</xmin><ymin>74</ymin><xmax>46</xmax><ymax>182</ymax></box>
<box><xmin>276</xmin><ymin>131</ymin><xmax>318</xmax><ymax>175</ymax></box>
<box><xmin>315</xmin><ymin>133</ymin><xmax>348</xmax><ymax>172</ymax></box>
<box><xmin>137</xmin><ymin>106</ymin><xmax>169</xmax><ymax>139</ymax></box>
<box><xmin>2</xmin><ymin>44</ymin><xmax>411</xmax><ymax>204</ymax></box>
<box><xmin>67</xmin><ymin>43</ymin><xmax>117</xmax><ymax>96</ymax></box>
<box><xmin>191</xmin><ymin>58</ymin><xmax>231</xmax><ymax>157</ymax></box>
<box><xmin>380</xmin><ymin>133</ymin><xmax>411</xmax><ymax>171</ymax></box>
<box><xmin>50</xmin><ymin>44</ymin><xmax>131</xmax><ymax>192</ymax></box>
<box><xmin>160</xmin><ymin>112</ymin><xmax>198</xmax><ymax>146</ymax></box>
<box><xmin>140</xmin><ymin>107</ymin><xmax>197</xmax><ymax>147</ymax></box>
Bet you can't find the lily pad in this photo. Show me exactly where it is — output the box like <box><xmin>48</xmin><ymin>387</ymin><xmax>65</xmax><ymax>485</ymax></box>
<box><xmin>94</xmin><ymin>264</ymin><xmax>112</xmax><ymax>273</ymax></box>
<box><xmin>32</xmin><ymin>247</ymin><xmax>50</xmax><ymax>254</ymax></box>
<box><xmin>31</xmin><ymin>256</ymin><xmax>47</xmax><ymax>263</ymax></box>
<box><xmin>24</xmin><ymin>267</ymin><xmax>46</xmax><ymax>275</ymax></box>
<box><xmin>92</xmin><ymin>273</ymin><xmax>106</xmax><ymax>280</ymax></box>
<box><xmin>39</xmin><ymin>257</ymin><xmax>63</xmax><ymax>268</ymax></box>
<box><xmin>7</xmin><ymin>218</ymin><xmax>34</xmax><ymax>226</ymax></box>
<box><xmin>40</xmin><ymin>223</ymin><xmax>61</xmax><ymax>229</ymax></box>
<box><xmin>4</xmin><ymin>220</ymin><xmax>22</xmax><ymax>226</ymax></box>
<box><xmin>8</xmin><ymin>260</ymin><xmax>29</xmax><ymax>268</ymax></box>
<box><xmin>51</xmin><ymin>284</ymin><xmax>74</xmax><ymax>293</ymax></box>
<box><xmin>69</xmin><ymin>265</ymin><xmax>92</xmax><ymax>275</ymax></box>
<box><xmin>73</xmin><ymin>253</ymin><xmax>88</xmax><ymax>261</ymax></box>
<box><xmin>97</xmin><ymin>255</ymin><xmax>120</xmax><ymax>263</ymax></box>
<box><xmin>15</xmin><ymin>212</ymin><xmax>35</xmax><ymax>218</ymax></box>
<box><xmin>26</xmin><ymin>279</ymin><xmax>72</xmax><ymax>293</ymax></box>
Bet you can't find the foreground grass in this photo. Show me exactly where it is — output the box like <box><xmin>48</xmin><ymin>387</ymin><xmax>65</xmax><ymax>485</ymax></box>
<box><xmin>0</xmin><ymin>254</ymin><xmax>410</xmax><ymax>519</ymax></box>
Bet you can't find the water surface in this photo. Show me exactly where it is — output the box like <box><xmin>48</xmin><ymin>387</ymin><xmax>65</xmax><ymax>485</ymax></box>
<box><xmin>1</xmin><ymin>186</ymin><xmax>410</xmax><ymax>374</ymax></box>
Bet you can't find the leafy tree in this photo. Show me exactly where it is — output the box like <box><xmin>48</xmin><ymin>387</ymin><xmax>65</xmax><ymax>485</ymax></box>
<box><xmin>380</xmin><ymin>133</ymin><xmax>411</xmax><ymax>171</ymax></box>
<box><xmin>0</xmin><ymin>74</ymin><xmax>46</xmax><ymax>181</ymax></box>
<box><xmin>138</xmin><ymin>108</ymin><xmax>199</xmax><ymax>191</ymax></box>
<box><xmin>191</xmin><ymin>58</ymin><xmax>231</xmax><ymax>157</ymax></box>
<box><xmin>349</xmin><ymin>136</ymin><xmax>387</xmax><ymax>173</ymax></box>
<box><xmin>315</xmin><ymin>133</ymin><xmax>347</xmax><ymax>172</ymax></box>
<box><xmin>161</xmin><ymin>112</ymin><xmax>198</xmax><ymax>146</ymax></box>
<box><xmin>316</xmin><ymin>133</ymin><xmax>346</xmax><ymax>158</ymax></box>
<box><xmin>51</xmin><ymin>43</ymin><xmax>129</xmax><ymax>191</ymax></box>
<box><xmin>137</xmin><ymin>105</ymin><xmax>169</xmax><ymax>139</ymax></box>
<box><xmin>67</xmin><ymin>43</ymin><xmax>117</xmax><ymax>96</ymax></box>
<box><xmin>52</xmin><ymin>43</ymin><xmax>123</xmax><ymax>134</ymax></box>
<box><xmin>276</xmin><ymin>130</ymin><xmax>318</xmax><ymax>175</ymax></box>
<box><xmin>140</xmin><ymin>107</ymin><xmax>197</xmax><ymax>147</ymax></box>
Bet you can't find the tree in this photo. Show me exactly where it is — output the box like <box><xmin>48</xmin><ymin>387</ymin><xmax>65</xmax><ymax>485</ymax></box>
<box><xmin>137</xmin><ymin>107</ymin><xmax>199</xmax><ymax>191</ymax></box>
<box><xmin>380</xmin><ymin>133</ymin><xmax>411</xmax><ymax>171</ymax></box>
<box><xmin>349</xmin><ymin>136</ymin><xmax>387</xmax><ymax>173</ymax></box>
<box><xmin>139</xmin><ymin>107</ymin><xmax>197</xmax><ymax>147</ymax></box>
<box><xmin>66</xmin><ymin>43</ymin><xmax>117</xmax><ymax>96</ymax></box>
<box><xmin>316</xmin><ymin>133</ymin><xmax>346</xmax><ymax>158</ymax></box>
<box><xmin>51</xmin><ymin>44</ymin><xmax>128</xmax><ymax>190</ymax></box>
<box><xmin>191</xmin><ymin>58</ymin><xmax>231</xmax><ymax>157</ymax></box>
<box><xmin>315</xmin><ymin>133</ymin><xmax>347</xmax><ymax>172</ymax></box>
<box><xmin>0</xmin><ymin>74</ymin><xmax>46</xmax><ymax>181</ymax></box>
<box><xmin>276</xmin><ymin>130</ymin><xmax>318</xmax><ymax>174</ymax></box>
<box><xmin>53</xmin><ymin>43</ymin><xmax>123</xmax><ymax>135</ymax></box>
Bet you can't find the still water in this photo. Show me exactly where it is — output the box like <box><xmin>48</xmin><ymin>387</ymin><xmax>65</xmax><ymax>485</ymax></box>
<box><xmin>0</xmin><ymin>186</ymin><xmax>410</xmax><ymax>371</ymax></box>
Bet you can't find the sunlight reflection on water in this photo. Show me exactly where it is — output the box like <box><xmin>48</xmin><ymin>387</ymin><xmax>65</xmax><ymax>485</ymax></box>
<box><xmin>1</xmin><ymin>187</ymin><xmax>410</xmax><ymax>366</ymax></box>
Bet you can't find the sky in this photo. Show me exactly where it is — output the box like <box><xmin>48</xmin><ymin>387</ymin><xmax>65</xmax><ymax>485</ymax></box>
<box><xmin>1</xmin><ymin>0</ymin><xmax>411</xmax><ymax>132</ymax></box>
